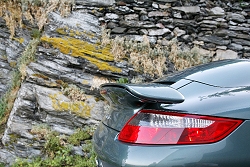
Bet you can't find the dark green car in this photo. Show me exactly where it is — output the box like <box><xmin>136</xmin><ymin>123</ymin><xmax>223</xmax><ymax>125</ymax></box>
<box><xmin>93</xmin><ymin>59</ymin><xmax>250</xmax><ymax>167</ymax></box>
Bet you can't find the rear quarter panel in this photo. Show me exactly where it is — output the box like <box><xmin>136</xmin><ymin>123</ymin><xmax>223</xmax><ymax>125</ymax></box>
<box><xmin>166</xmin><ymin>82</ymin><xmax>250</xmax><ymax>120</ymax></box>
<box><xmin>93</xmin><ymin>120</ymin><xmax>250</xmax><ymax>167</ymax></box>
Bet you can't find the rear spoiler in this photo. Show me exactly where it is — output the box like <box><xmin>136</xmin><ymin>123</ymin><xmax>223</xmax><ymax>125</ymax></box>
<box><xmin>100</xmin><ymin>83</ymin><xmax>184</xmax><ymax>104</ymax></box>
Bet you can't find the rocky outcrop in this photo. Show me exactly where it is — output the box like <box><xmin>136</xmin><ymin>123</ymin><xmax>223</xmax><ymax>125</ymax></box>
<box><xmin>0</xmin><ymin>0</ymin><xmax>249</xmax><ymax>165</ymax></box>
<box><xmin>0</xmin><ymin>17</ymin><xmax>29</xmax><ymax>97</ymax></box>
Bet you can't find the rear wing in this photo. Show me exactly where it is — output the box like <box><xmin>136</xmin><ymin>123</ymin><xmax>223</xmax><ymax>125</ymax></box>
<box><xmin>100</xmin><ymin>83</ymin><xmax>184</xmax><ymax>104</ymax></box>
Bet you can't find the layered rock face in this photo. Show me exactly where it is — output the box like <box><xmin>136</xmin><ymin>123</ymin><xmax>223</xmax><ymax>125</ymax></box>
<box><xmin>0</xmin><ymin>0</ymin><xmax>249</xmax><ymax>165</ymax></box>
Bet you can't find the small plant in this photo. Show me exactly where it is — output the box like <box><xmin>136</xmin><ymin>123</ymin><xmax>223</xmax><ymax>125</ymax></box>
<box><xmin>56</xmin><ymin>80</ymin><xmax>68</xmax><ymax>89</ymax></box>
<box><xmin>68</xmin><ymin>128</ymin><xmax>91</xmax><ymax>146</ymax></box>
<box><xmin>239</xmin><ymin>1</ymin><xmax>248</xmax><ymax>7</ymax></box>
<box><xmin>18</xmin><ymin>38</ymin><xmax>40</xmax><ymax>80</ymax></box>
<box><xmin>168</xmin><ymin>39</ymin><xmax>211</xmax><ymax>71</ymax></box>
<box><xmin>62</xmin><ymin>84</ymin><xmax>86</xmax><ymax>101</ymax></box>
<box><xmin>30</xmin><ymin>124</ymin><xmax>51</xmax><ymax>140</ymax></box>
<box><xmin>111</xmin><ymin>36</ymin><xmax>126</xmax><ymax>60</ymax></box>
<box><xmin>116</xmin><ymin>77</ymin><xmax>129</xmax><ymax>84</ymax></box>
<box><xmin>100</xmin><ymin>26</ymin><xmax>111</xmax><ymax>47</ymax></box>
<box><xmin>127</xmin><ymin>36</ymin><xmax>168</xmax><ymax>78</ymax></box>
<box><xmin>131</xmin><ymin>76</ymin><xmax>144</xmax><ymax>83</ymax></box>
<box><xmin>43</xmin><ymin>131</ymin><xmax>62</xmax><ymax>158</ymax></box>
<box><xmin>33</xmin><ymin>0</ymin><xmax>42</xmax><ymax>6</ymax></box>
<box><xmin>90</xmin><ymin>76</ymin><xmax>114</xmax><ymax>90</ymax></box>
<box><xmin>31</xmin><ymin>28</ymin><xmax>41</xmax><ymax>39</ymax></box>
<box><xmin>0</xmin><ymin>97</ymin><xmax>7</xmax><ymax>119</ymax></box>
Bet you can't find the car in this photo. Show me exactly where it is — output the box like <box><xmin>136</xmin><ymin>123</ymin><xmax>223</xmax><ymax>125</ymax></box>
<box><xmin>93</xmin><ymin>59</ymin><xmax>250</xmax><ymax>167</ymax></box>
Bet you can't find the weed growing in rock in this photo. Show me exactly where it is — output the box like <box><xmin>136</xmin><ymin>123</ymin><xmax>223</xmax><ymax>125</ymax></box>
<box><xmin>62</xmin><ymin>84</ymin><xmax>86</xmax><ymax>102</ymax></box>
<box><xmin>68</xmin><ymin>128</ymin><xmax>91</xmax><ymax>146</ymax></box>
<box><xmin>31</xmin><ymin>28</ymin><xmax>41</xmax><ymax>39</ymax></box>
<box><xmin>124</xmin><ymin>37</ymin><xmax>168</xmax><ymax>78</ymax></box>
<box><xmin>30</xmin><ymin>124</ymin><xmax>51</xmax><ymax>140</ymax></box>
<box><xmin>0</xmin><ymin>0</ymin><xmax>75</xmax><ymax>38</ymax></box>
<box><xmin>44</xmin><ymin>131</ymin><xmax>63</xmax><ymax>158</ymax></box>
<box><xmin>18</xmin><ymin>38</ymin><xmax>40</xmax><ymax>80</ymax></box>
<box><xmin>168</xmin><ymin>39</ymin><xmax>211</xmax><ymax>71</ymax></box>
<box><xmin>1</xmin><ymin>55</ymin><xmax>7</xmax><ymax>61</ymax></box>
<box><xmin>0</xmin><ymin>98</ymin><xmax>7</xmax><ymax>119</ymax></box>
<box><xmin>130</xmin><ymin>76</ymin><xmax>145</xmax><ymax>83</ymax></box>
<box><xmin>90</xmin><ymin>76</ymin><xmax>114</xmax><ymax>90</ymax></box>
<box><xmin>11</xmin><ymin>125</ymin><xmax>97</xmax><ymax>167</ymax></box>
<box><xmin>101</xmin><ymin>29</ymin><xmax>168</xmax><ymax>78</ymax></box>
<box><xmin>100</xmin><ymin>26</ymin><xmax>111</xmax><ymax>47</ymax></box>
<box><xmin>116</xmin><ymin>77</ymin><xmax>129</xmax><ymax>83</ymax></box>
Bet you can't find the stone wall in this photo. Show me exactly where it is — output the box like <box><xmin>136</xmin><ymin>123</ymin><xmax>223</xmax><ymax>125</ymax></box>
<box><xmin>81</xmin><ymin>0</ymin><xmax>249</xmax><ymax>59</ymax></box>
<box><xmin>0</xmin><ymin>0</ymin><xmax>249</xmax><ymax>165</ymax></box>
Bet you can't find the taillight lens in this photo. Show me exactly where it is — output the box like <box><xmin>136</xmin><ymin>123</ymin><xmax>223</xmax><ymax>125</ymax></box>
<box><xmin>118</xmin><ymin>110</ymin><xmax>243</xmax><ymax>145</ymax></box>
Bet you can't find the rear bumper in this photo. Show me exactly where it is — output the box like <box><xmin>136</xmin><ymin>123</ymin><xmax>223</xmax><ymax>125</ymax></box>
<box><xmin>93</xmin><ymin>121</ymin><xmax>250</xmax><ymax>167</ymax></box>
<box><xmin>96</xmin><ymin>158</ymin><xmax>117</xmax><ymax>167</ymax></box>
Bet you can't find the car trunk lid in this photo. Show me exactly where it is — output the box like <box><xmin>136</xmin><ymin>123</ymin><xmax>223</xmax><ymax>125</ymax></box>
<box><xmin>154</xmin><ymin>59</ymin><xmax>250</xmax><ymax>88</ymax></box>
<box><xmin>100</xmin><ymin>83</ymin><xmax>185</xmax><ymax>131</ymax></box>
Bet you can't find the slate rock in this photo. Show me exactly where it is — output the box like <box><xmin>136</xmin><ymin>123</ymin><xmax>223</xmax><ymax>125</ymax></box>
<box><xmin>198</xmin><ymin>35</ymin><xmax>230</xmax><ymax>45</ymax></box>
<box><xmin>213</xmin><ymin>49</ymin><xmax>238</xmax><ymax>61</ymax></box>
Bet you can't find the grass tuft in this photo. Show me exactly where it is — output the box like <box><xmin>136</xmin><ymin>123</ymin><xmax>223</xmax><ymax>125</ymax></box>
<box><xmin>168</xmin><ymin>39</ymin><xmax>211</xmax><ymax>71</ymax></box>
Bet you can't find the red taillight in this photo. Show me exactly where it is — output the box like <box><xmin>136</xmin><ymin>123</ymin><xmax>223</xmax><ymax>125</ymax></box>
<box><xmin>118</xmin><ymin>110</ymin><xmax>243</xmax><ymax>145</ymax></box>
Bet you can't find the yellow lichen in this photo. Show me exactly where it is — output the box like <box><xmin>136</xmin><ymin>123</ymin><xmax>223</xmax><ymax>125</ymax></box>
<box><xmin>56</xmin><ymin>27</ymin><xmax>97</xmax><ymax>41</ymax></box>
<box><xmin>13</xmin><ymin>37</ymin><xmax>25</xmax><ymax>44</ymax></box>
<box><xmin>9</xmin><ymin>61</ymin><xmax>17</xmax><ymax>68</ymax></box>
<box><xmin>44</xmin><ymin>81</ymin><xmax>58</xmax><ymax>87</ymax></box>
<box><xmin>41</xmin><ymin>36</ymin><xmax>122</xmax><ymax>73</ymax></box>
<box><xmin>32</xmin><ymin>73</ymin><xmax>49</xmax><ymax>80</ymax></box>
<box><xmin>56</xmin><ymin>80</ymin><xmax>68</xmax><ymax>88</ymax></box>
<box><xmin>75</xmin><ymin>30</ymin><xmax>81</xmax><ymax>36</ymax></box>
<box><xmin>49</xmin><ymin>93</ymin><xmax>91</xmax><ymax>118</ymax></box>
<box><xmin>56</xmin><ymin>28</ymin><xmax>68</xmax><ymax>35</ymax></box>
<box><xmin>82</xmin><ymin>80</ymin><xmax>89</xmax><ymax>85</ymax></box>
<box><xmin>69</xmin><ymin>32</ymin><xmax>74</xmax><ymax>37</ymax></box>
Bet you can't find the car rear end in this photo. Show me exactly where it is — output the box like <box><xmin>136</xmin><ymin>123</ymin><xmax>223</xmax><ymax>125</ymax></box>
<box><xmin>93</xmin><ymin>59</ymin><xmax>250</xmax><ymax>167</ymax></box>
